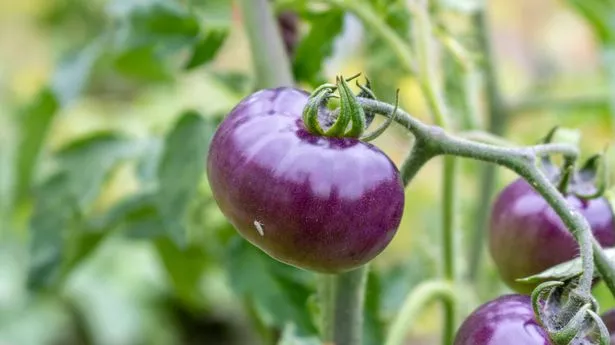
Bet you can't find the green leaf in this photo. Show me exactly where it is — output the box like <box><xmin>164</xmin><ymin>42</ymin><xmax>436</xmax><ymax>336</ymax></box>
<box><xmin>364</xmin><ymin>0</ymin><xmax>412</xmax><ymax>99</ymax></box>
<box><xmin>15</xmin><ymin>89</ymin><xmax>59</xmax><ymax>204</ymax></box>
<box><xmin>155</xmin><ymin>111</ymin><xmax>215</xmax><ymax>246</ymax></box>
<box><xmin>564</xmin><ymin>0</ymin><xmax>615</xmax><ymax>44</ymax></box>
<box><xmin>90</xmin><ymin>191</ymin><xmax>157</xmax><ymax>231</ymax></box>
<box><xmin>188</xmin><ymin>0</ymin><xmax>233</xmax><ymax>26</ymax></box>
<box><xmin>363</xmin><ymin>270</ymin><xmax>385</xmax><ymax>345</ymax></box>
<box><xmin>226</xmin><ymin>237</ymin><xmax>317</xmax><ymax>336</ymax></box>
<box><xmin>110</xmin><ymin>0</ymin><xmax>230</xmax><ymax>80</ymax></box>
<box><xmin>50</xmin><ymin>40</ymin><xmax>103</xmax><ymax>106</ymax></box>
<box><xmin>135</xmin><ymin>138</ymin><xmax>163</xmax><ymax>186</ymax></box>
<box><xmin>54</xmin><ymin>131</ymin><xmax>139</xmax><ymax>208</ymax></box>
<box><xmin>277</xmin><ymin>323</ymin><xmax>321</xmax><ymax>345</ymax></box>
<box><xmin>113</xmin><ymin>45</ymin><xmax>173</xmax><ymax>82</ymax></box>
<box><xmin>210</xmin><ymin>71</ymin><xmax>252</xmax><ymax>96</ymax></box>
<box><xmin>367</xmin><ymin>0</ymin><xmax>411</xmax><ymax>40</ymax></box>
<box><xmin>516</xmin><ymin>247</ymin><xmax>615</xmax><ymax>285</ymax></box>
<box><xmin>184</xmin><ymin>29</ymin><xmax>228</xmax><ymax>70</ymax></box>
<box><xmin>27</xmin><ymin>173</ymin><xmax>79</xmax><ymax>289</ymax></box>
<box><xmin>293</xmin><ymin>9</ymin><xmax>344</xmax><ymax>86</ymax></box>
<box><xmin>89</xmin><ymin>191</ymin><xmax>168</xmax><ymax>240</ymax></box>
<box><xmin>155</xmin><ymin>238</ymin><xmax>210</xmax><ymax>306</ymax></box>
<box><xmin>112</xmin><ymin>2</ymin><xmax>198</xmax><ymax>81</ymax></box>
<box><xmin>120</xmin><ymin>2</ymin><xmax>200</xmax><ymax>48</ymax></box>
<box><xmin>27</xmin><ymin>132</ymin><xmax>140</xmax><ymax>289</ymax></box>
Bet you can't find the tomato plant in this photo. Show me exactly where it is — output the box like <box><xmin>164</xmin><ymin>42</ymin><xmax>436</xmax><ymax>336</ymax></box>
<box><xmin>3</xmin><ymin>0</ymin><xmax>615</xmax><ymax>345</ymax></box>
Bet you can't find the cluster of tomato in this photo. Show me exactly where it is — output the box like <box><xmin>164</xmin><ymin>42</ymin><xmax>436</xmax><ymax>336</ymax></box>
<box><xmin>206</xmin><ymin>87</ymin><xmax>615</xmax><ymax>344</ymax></box>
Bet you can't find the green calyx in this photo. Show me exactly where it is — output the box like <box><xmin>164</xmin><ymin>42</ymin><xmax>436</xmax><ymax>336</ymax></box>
<box><xmin>301</xmin><ymin>74</ymin><xmax>396</xmax><ymax>140</ymax></box>
<box><xmin>531</xmin><ymin>281</ymin><xmax>610</xmax><ymax>345</ymax></box>
<box><xmin>538</xmin><ymin>126</ymin><xmax>609</xmax><ymax>200</ymax></box>
<box><xmin>301</xmin><ymin>83</ymin><xmax>337</xmax><ymax>136</ymax></box>
<box><xmin>336</xmin><ymin>75</ymin><xmax>366</xmax><ymax>137</ymax></box>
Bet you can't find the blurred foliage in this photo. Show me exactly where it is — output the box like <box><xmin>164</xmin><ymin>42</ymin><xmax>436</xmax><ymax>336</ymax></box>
<box><xmin>1</xmin><ymin>0</ymin><xmax>615</xmax><ymax>344</ymax></box>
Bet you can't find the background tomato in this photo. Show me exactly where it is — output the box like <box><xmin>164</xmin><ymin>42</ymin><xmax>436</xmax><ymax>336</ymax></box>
<box><xmin>454</xmin><ymin>294</ymin><xmax>553</xmax><ymax>345</ymax></box>
<box><xmin>489</xmin><ymin>178</ymin><xmax>615</xmax><ymax>293</ymax></box>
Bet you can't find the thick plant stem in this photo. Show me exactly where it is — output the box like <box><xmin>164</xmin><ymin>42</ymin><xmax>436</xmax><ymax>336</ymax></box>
<box><xmin>442</xmin><ymin>157</ymin><xmax>457</xmax><ymax>282</ymax></box>
<box><xmin>603</xmin><ymin>45</ymin><xmax>615</xmax><ymax>133</ymax></box>
<box><xmin>467</xmin><ymin>8</ymin><xmax>509</xmax><ymax>282</ymax></box>
<box><xmin>411</xmin><ymin>0</ymin><xmax>451</xmax><ymax>129</ymax></box>
<box><xmin>411</xmin><ymin>3</ymin><xmax>457</xmax><ymax>342</ymax></box>
<box><xmin>238</xmin><ymin>0</ymin><xmax>293</xmax><ymax>89</ymax></box>
<box><xmin>326</xmin><ymin>266</ymin><xmax>368</xmax><ymax>345</ymax></box>
<box><xmin>385</xmin><ymin>280</ymin><xmax>456</xmax><ymax>345</ymax></box>
<box><xmin>319</xmin><ymin>274</ymin><xmax>336</xmax><ymax>342</ymax></box>
<box><xmin>593</xmin><ymin>238</ymin><xmax>615</xmax><ymax>295</ymax></box>
<box><xmin>356</xmin><ymin>98</ymin><xmax>615</xmax><ymax>296</ymax></box>
<box><xmin>441</xmin><ymin>156</ymin><xmax>457</xmax><ymax>345</ymax></box>
<box><xmin>401</xmin><ymin>140</ymin><xmax>437</xmax><ymax>186</ymax></box>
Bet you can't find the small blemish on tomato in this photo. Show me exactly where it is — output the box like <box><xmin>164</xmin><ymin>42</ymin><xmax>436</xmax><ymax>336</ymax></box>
<box><xmin>254</xmin><ymin>220</ymin><xmax>265</xmax><ymax>236</ymax></box>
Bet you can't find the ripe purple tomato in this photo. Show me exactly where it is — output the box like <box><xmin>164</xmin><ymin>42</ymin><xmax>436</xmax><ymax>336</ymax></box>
<box><xmin>206</xmin><ymin>87</ymin><xmax>405</xmax><ymax>273</ymax></box>
<box><xmin>602</xmin><ymin>309</ymin><xmax>615</xmax><ymax>344</ymax></box>
<box><xmin>454</xmin><ymin>294</ymin><xmax>553</xmax><ymax>345</ymax></box>
<box><xmin>489</xmin><ymin>178</ymin><xmax>615</xmax><ymax>294</ymax></box>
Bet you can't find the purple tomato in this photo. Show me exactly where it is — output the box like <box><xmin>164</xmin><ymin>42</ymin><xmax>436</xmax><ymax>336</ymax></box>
<box><xmin>602</xmin><ymin>309</ymin><xmax>615</xmax><ymax>345</ymax></box>
<box><xmin>206</xmin><ymin>87</ymin><xmax>405</xmax><ymax>273</ymax></box>
<box><xmin>489</xmin><ymin>178</ymin><xmax>615</xmax><ymax>294</ymax></box>
<box><xmin>454</xmin><ymin>294</ymin><xmax>553</xmax><ymax>345</ymax></box>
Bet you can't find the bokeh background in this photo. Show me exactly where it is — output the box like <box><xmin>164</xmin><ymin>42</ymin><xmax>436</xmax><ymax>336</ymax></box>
<box><xmin>1</xmin><ymin>0</ymin><xmax>614</xmax><ymax>344</ymax></box>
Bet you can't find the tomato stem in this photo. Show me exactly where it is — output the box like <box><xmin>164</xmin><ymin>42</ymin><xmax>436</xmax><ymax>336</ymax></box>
<box><xmin>466</xmin><ymin>7</ymin><xmax>510</xmax><ymax>284</ymax></box>
<box><xmin>355</xmin><ymin>96</ymin><xmax>615</xmax><ymax>329</ymax></box>
<box><xmin>319</xmin><ymin>274</ymin><xmax>336</xmax><ymax>342</ymax></box>
<box><xmin>326</xmin><ymin>266</ymin><xmax>368</xmax><ymax>345</ymax></box>
<box><xmin>408</xmin><ymin>4</ymin><xmax>459</xmax><ymax>342</ymax></box>
<box><xmin>384</xmin><ymin>280</ymin><xmax>456</xmax><ymax>345</ymax></box>
<box><xmin>238</xmin><ymin>0</ymin><xmax>294</xmax><ymax>89</ymax></box>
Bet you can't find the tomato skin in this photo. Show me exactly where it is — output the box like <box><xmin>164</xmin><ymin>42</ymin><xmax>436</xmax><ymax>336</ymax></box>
<box><xmin>206</xmin><ymin>87</ymin><xmax>404</xmax><ymax>273</ymax></box>
<box><xmin>454</xmin><ymin>294</ymin><xmax>553</xmax><ymax>345</ymax></box>
<box><xmin>602</xmin><ymin>309</ymin><xmax>615</xmax><ymax>345</ymax></box>
<box><xmin>489</xmin><ymin>178</ymin><xmax>615</xmax><ymax>294</ymax></box>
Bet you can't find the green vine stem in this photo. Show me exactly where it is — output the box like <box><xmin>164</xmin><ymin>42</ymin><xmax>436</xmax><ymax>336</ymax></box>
<box><xmin>385</xmin><ymin>280</ymin><xmax>456</xmax><ymax>345</ymax></box>
<box><xmin>593</xmin><ymin>237</ymin><xmax>615</xmax><ymax>295</ymax></box>
<box><xmin>319</xmin><ymin>274</ymin><xmax>336</xmax><ymax>342</ymax></box>
<box><xmin>238</xmin><ymin>0</ymin><xmax>294</xmax><ymax>88</ymax></box>
<box><xmin>467</xmin><ymin>8</ymin><xmax>509</xmax><ymax>283</ymax></box>
<box><xmin>603</xmin><ymin>45</ymin><xmax>615</xmax><ymax>133</ymax></box>
<box><xmin>320</xmin><ymin>267</ymin><xmax>368</xmax><ymax>345</ymax></box>
<box><xmin>356</xmin><ymin>97</ymin><xmax>615</xmax><ymax>299</ymax></box>
<box><xmin>409</xmin><ymin>3</ymin><xmax>457</xmax><ymax>343</ymax></box>
<box><xmin>441</xmin><ymin>156</ymin><xmax>458</xmax><ymax>345</ymax></box>
<box><xmin>410</xmin><ymin>0</ymin><xmax>451</xmax><ymax>129</ymax></box>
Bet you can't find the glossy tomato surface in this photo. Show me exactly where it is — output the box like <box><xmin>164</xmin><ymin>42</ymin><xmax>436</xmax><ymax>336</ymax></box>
<box><xmin>489</xmin><ymin>178</ymin><xmax>615</xmax><ymax>293</ymax></box>
<box><xmin>454</xmin><ymin>294</ymin><xmax>552</xmax><ymax>345</ymax></box>
<box><xmin>206</xmin><ymin>87</ymin><xmax>405</xmax><ymax>273</ymax></box>
<box><xmin>603</xmin><ymin>309</ymin><xmax>615</xmax><ymax>345</ymax></box>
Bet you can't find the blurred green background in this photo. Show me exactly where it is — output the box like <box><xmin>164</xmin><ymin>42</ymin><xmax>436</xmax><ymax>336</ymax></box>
<box><xmin>1</xmin><ymin>0</ymin><xmax>614</xmax><ymax>344</ymax></box>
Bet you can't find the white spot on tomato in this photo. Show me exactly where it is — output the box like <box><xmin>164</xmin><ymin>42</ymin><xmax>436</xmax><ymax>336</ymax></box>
<box><xmin>254</xmin><ymin>220</ymin><xmax>265</xmax><ymax>236</ymax></box>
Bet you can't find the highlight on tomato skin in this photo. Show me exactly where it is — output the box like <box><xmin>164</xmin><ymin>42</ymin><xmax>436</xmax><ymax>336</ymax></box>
<box><xmin>488</xmin><ymin>178</ymin><xmax>615</xmax><ymax>294</ymax></box>
<box><xmin>205</xmin><ymin>87</ymin><xmax>405</xmax><ymax>273</ymax></box>
<box><xmin>454</xmin><ymin>294</ymin><xmax>554</xmax><ymax>345</ymax></box>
